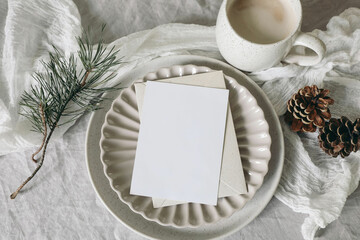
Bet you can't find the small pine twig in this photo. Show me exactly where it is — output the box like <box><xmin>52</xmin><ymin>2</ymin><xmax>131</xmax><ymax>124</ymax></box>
<box><xmin>10</xmin><ymin>27</ymin><xmax>121</xmax><ymax>199</ymax></box>
<box><xmin>31</xmin><ymin>104</ymin><xmax>47</xmax><ymax>163</ymax></box>
<box><xmin>10</xmin><ymin>129</ymin><xmax>53</xmax><ymax>199</ymax></box>
<box><xmin>81</xmin><ymin>69</ymin><xmax>92</xmax><ymax>87</ymax></box>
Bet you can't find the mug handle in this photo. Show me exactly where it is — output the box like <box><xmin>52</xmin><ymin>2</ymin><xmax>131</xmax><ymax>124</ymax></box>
<box><xmin>283</xmin><ymin>32</ymin><xmax>326</xmax><ymax>66</ymax></box>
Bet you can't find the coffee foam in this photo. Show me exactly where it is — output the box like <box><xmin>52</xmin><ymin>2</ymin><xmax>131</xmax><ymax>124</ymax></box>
<box><xmin>228</xmin><ymin>0</ymin><xmax>297</xmax><ymax>44</ymax></box>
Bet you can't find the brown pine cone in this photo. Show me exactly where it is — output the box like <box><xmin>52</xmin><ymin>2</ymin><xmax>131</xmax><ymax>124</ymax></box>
<box><xmin>285</xmin><ymin>85</ymin><xmax>334</xmax><ymax>132</ymax></box>
<box><xmin>318</xmin><ymin>117</ymin><xmax>360</xmax><ymax>158</ymax></box>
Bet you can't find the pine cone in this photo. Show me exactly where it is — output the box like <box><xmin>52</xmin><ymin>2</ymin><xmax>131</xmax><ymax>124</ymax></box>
<box><xmin>318</xmin><ymin>117</ymin><xmax>360</xmax><ymax>158</ymax></box>
<box><xmin>285</xmin><ymin>85</ymin><xmax>334</xmax><ymax>132</ymax></box>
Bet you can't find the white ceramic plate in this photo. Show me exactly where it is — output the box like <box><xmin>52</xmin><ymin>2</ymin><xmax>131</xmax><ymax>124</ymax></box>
<box><xmin>99</xmin><ymin>65</ymin><xmax>272</xmax><ymax>228</ymax></box>
<box><xmin>85</xmin><ymin>55</ymin><xmax>284</xmax><ymax>239</ymax></box>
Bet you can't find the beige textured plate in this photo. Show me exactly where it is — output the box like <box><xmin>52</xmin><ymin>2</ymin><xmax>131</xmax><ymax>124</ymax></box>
<box><xmin>86</xmin><ymin>55</ymin><xmax>284</xmax><ymax>240</ymax></box>
<box><xmin>99</xmin><ymin>65</ymin><xmax>271</xmax><ymax>228</ymax></box>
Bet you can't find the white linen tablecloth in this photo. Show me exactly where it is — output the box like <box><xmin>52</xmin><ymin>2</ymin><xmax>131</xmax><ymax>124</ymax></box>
<box><xmin>1</xmin><ymin>0</ymin><xmax>360</xmax><ymax>240</ymax></box>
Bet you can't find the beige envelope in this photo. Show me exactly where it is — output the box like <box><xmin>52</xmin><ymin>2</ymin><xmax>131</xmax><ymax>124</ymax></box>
<box><xmin>134</xmin><ymin>71</ymin><xmax>247</xmax><ymax>208</ymax></box>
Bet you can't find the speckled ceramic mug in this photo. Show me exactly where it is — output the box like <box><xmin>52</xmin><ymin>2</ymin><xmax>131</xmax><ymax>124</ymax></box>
<box><xmin>216</xmin><ymin>0</ymin><xmax>326</xmax><ymax>72</ymax></box>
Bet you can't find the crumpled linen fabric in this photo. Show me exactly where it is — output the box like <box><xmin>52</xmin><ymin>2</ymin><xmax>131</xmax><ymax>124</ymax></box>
<box><xmin>0</xmin><ymin>0</ymin><xmax>81</xmax><ymax>155</ymax></box>
<box><xmin>1</xmin><ymin>0</ymin><xmax>360</xmax><ymax>239</ymax></box>
<box><xmin>250</xmin><ymin>8</ymin><xmax>360</xmax><ymax>239</ymax></box>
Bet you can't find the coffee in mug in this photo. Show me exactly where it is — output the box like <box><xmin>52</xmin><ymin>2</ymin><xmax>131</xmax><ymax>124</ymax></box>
<box><xmin>228</xmin><ymin>0</ymin><xmax>297</xmax><ymax>44</ymax></box>
<box><xmin>216</xmin><ymin>0</ymin><xmax>326</xmax><ymax>72</ymax></box>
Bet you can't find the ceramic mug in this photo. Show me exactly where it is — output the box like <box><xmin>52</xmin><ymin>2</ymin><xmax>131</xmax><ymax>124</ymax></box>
<box><xmin>216</xmin><ymin>0</ymin><xmax>326</xmax><ymax>72</ymax></box>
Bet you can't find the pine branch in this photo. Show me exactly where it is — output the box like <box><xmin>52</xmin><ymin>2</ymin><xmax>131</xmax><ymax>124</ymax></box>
<box><xmin>10</xmin><ymin>27</ymin><xmax>122</xmax><ymax>199</ymax></box>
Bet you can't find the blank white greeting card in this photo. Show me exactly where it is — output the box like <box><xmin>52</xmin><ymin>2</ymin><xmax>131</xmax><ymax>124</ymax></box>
<box><xmin>134</xmin><ymin>71</ymin><xmax>248</xmax><ymax>208</ymax></box>
<box><xmin>130</xmin><ymin>80</ymin><xmax>229</xmax><ymax>205</ymax></box>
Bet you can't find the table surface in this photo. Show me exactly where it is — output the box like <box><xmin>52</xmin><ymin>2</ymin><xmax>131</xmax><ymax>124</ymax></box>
<box><xmin>2</xmin><ymin>0</ymin><xmax>360</xmax><ymax>239</ymax></box>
